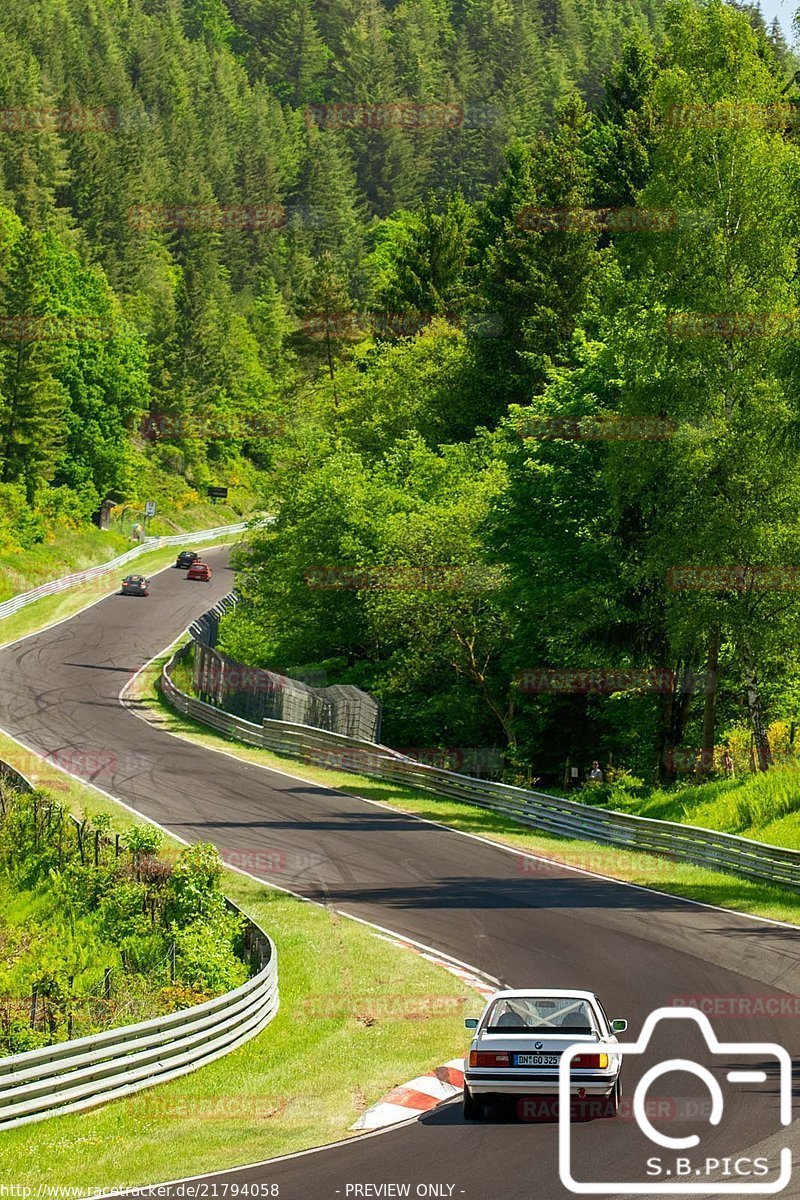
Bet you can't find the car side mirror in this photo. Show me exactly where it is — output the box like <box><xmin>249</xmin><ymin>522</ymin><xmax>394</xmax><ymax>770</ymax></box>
<box><xmin>464</xmin><ymin>1017</ymin><xmax>479</xmax><ymax>1029</ymax></box>
<box><xmin>611</xmin><ymin>1018</ymin><xmax>628</xmax><ymax>1033</ymax></box>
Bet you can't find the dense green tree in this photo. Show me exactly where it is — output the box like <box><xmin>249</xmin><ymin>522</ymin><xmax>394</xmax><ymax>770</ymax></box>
<box><xmin>0</xmin><ymin>229</ymin><xmax>67</xmax><ymax>500</ymax></box>
<box><xmin>473</xmin><ymin>98</ymin><xmax>602</xmax><ymax>422</ymax></box>
<box><xmin>590</xmin><ymin>34</ymin><xmax>658</xmax><ymax>207</ymax></box>
<box><xmin>366</xmin><ymin>196</ymin><xmax>474</xmax><ymax>317</ymax></box>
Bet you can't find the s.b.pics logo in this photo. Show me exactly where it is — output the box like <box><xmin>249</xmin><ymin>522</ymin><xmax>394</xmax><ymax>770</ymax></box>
<box><xmin>558</xmin><ymin>1008</ymin><xmax>791</xmax><ymax>1194</ymax></box>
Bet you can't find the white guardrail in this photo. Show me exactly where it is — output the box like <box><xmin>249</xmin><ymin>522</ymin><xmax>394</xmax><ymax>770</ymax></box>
<box><xmin>161</xmin><ymin>601</ymin><xmax>800</xmax><ymax>893</ymax></box>
<box><xmin>0</xmin><ymin>521</ymin><xmax>253</xmax><ymax>623</ymax></box>
<box><xmin>0</xmin><ymin>760</ymin><xmax>278</xmax><ymax>1130</ymax></box>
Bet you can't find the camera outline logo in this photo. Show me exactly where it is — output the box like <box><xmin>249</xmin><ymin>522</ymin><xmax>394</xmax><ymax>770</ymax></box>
<box><xmin>558</xmin><ymin>1007</ymin><xmax>792</xmax><ymax>1194</ymax></box>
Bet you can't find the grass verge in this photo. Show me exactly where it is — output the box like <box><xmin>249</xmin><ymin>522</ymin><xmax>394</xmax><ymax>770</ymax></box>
<box><xmin>580</xmin><ymin>767</ymin><xmax>800</xmax><ymax>853</ymax></box>
<box><xmin>0</xmin><ymin>728</ymin><xmax>479</xmax><ymax>1190</ymax></box>
<box><xmin>131</xmin><ymin>651</ymin><xmax>800</xmax><ymax>929</ymax></box>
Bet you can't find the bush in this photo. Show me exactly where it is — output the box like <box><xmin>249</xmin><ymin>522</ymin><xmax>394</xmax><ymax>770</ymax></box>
<box><xmin>10</xmin><ymin>509</ymin><xmax>47</xmax><ymax>548</ymax></box>
<box><xmin>123</xmin><ymin>823</ymin><xmax>164</xmax><ymax>869</ymax></box>
<box><xmin>0</xmin><ymin>1016</ymin><xmax>50</xmax><ymax>1054</ymax></box>
<box><xmin>172</xmin><ymin>920</ymin><xmax>248</xmax><ymax>993</ymax></box>
<box><xmin>119</xmin><ymin>931</ymin><xmax>171</xmax><ymax>975</ymax></box>
<box><xmin>156</xmin><ymin>983</ymin><xmax>213</xmax><ymax>1012</ymax></box>
<box><xmin>39</xmin><ymin>483</ymin><xmax>100</xmax><ymax>527</ymax></box>
<box><xmin>578</xmin><ymin>768</ymin><xmax>647</xmax><ymax>809</ymax></box>
<box><xmin>98</xmin><ymin>881</ymin><xmax>149</xmax><ymax>940</ymax></box>
<box><xmin>167</xmin><ymin>842</ymin><xmax>227</xmax><ymax>925</ymax></box>
<box><xmin>0</xmin><ymin>793</ymin><xmax>257</xmax><ymax>1051</ymax></box>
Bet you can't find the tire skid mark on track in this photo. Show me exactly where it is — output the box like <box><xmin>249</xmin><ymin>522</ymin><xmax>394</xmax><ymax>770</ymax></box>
<box><xmin>1</xmin><ymin>554</ymin><xmax>800</xmax><ymax>1200</ymax></box>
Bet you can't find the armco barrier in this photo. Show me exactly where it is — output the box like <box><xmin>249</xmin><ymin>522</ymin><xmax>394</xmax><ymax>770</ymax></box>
<box><xmin>161</xmin><ymin>606</ymin><xmax>800</xmax><ymax>893</ymax></box>
<box><xmin>0</xmin><ymin>755</ymin><xmax>278</xmax><ymax>1130</ymax></box>
<box><xmin>0</xmin><ymin>758</ymin><xmax>35</xmax><ymax>796</ymax></box>
<box><xmin>0</xmin><ymin>520</ymin><xmax>258</xmax><ymax>623</ymax></box>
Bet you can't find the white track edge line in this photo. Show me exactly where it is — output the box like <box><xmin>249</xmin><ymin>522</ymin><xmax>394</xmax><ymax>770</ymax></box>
<box><xmin>119</xmin><ymin>641</ymin><xmax>800</xmax><ymax>935</ymax></box>
<box><xmin>4</xmin><ymin>590</ymin><xmax>799</xmax><ymax>1193</ymax></box>
<box><xmin>0</xmin><ymin>721</ymin><xmax>483</xmax><ymax>1196</ymax></box>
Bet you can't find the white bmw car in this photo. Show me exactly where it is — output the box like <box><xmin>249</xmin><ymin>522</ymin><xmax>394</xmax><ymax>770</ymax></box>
<box><xmin>463</xmin><ymin>989</ymin><xmax>626</xmax><ymax>1120</ymax></box>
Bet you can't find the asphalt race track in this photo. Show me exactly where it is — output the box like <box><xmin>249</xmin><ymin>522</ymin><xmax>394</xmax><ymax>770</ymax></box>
<box><xmin>0</xmin><ymin>545</ymin><xmax>798</xmax><ymax>1200</ymax></box>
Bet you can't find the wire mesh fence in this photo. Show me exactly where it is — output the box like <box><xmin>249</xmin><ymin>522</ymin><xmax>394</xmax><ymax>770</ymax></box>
<box><xmin>188</xmin><ymin>593</ymin><xmax>382</xmax><ymax>741</ymax></box>
<box><xmin>160</xmin><ymin>635</ymin><xmax>800</xmax><ymax>893</ymax></box>
<box><xmin>0</xmin><ymin>949</ymin><xmax>183</xmax><ymax>1051</ymax></box>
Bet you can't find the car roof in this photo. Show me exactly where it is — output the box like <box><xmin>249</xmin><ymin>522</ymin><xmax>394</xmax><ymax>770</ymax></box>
<box><xmin>485</xmin><ymin>989</ymin><xmax>599</xmax><ymax>1002</ymax></box>
<box><xmin>125</xmin><ymin>574</ymin><xmax>144</xmax><ymax>580</ymax></box>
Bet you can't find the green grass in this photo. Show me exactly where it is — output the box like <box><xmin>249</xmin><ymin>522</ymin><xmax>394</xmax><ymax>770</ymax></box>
<box><xmin>0</xmin><ymin>730</ymin><xmax>479</xmax><ymax>1190</ymax></box>
<box><xmin>0</xmin><ymin>872</ymin><xmax>121</xmax><ymax>997</ymax></box>
<box><xmin>579</xmin><ymin>767</ymin><xmax>800</xmax><ymax>852</ymax></box>
<box><xmin>0</xmin><ymin>873</ymin><xmax>183</xmax><ymax>1049</ymax></box>
<box><xmin>129</xmin><ymin>651</ymin><xmax>800</xmax><ymax>929</ymax></box>
<box><xmin>0</xmin><ymin>525</ymin><xmax>130</xmax><ymax>602</ymax></box>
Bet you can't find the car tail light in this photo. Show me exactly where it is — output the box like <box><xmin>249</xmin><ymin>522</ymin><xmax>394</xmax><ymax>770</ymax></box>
<box><xmin>571</xmin><ymin>1053</ymin><xmax>609</xmax><ymax>1069</ymax></box>
<box><xmin>469</xmin><ymin>1051</ymin><xmax>510</xmax><ymax>1068</ymax></box>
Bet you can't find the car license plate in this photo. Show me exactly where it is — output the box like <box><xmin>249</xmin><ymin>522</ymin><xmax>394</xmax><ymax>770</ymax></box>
<box><xmin>515</xmin><ymin>1053</ymin><xmax>559</xmax><ymax>1066</ymax></box>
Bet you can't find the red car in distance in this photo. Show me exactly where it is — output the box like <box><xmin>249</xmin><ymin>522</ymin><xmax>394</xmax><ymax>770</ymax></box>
<box><xmin>187</xmin><ymin>561</ymin><xmax>212</xmax><ymax>581</ymax></box>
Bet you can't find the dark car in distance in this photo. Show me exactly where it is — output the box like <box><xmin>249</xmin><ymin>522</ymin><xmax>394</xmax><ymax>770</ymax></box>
<box><xmin>187</xmin><ymin>561</ymin><xmax>212</xmax><ymax>581</ymax></box>
<box><xmin>175</xmin><ymin>550</ymin><xmax>199</xmax><ymax>569</ymax></box>
<box><xmin>121</xmin><ymin>574</ymin><xmax>149</xmax><ymax>596</ymax></box>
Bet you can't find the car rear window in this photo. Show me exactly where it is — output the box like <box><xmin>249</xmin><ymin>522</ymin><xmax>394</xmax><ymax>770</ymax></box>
<box><xmin>485</xmin><ymin>998</ymin><xmax>598</xmax><ymax>1034</ymax></box>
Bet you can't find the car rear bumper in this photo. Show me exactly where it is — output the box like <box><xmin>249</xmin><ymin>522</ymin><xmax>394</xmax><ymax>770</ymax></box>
<box><xmin>465</xmin><ymin>1071</ymin><xmax>617</xmax><ymax>1096</ymax></box>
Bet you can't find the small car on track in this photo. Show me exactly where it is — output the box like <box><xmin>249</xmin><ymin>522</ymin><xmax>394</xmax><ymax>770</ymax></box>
<box><xmin>186</xmin><ymin>561</ymin><xmax>212</xmax><ymax>581</ymax></box>
<box><xmin>462</xmin><ymin>989</ymin><xmax>626</xmax><ymax>1120</ymax></box>
<box><xmin>120</xmin><ymin>574</ymin><xmax>150</xmax><ymax>596</ymax></box>
<box><xmin>175</xmin><ymin>550</ymin><xmax>199</xmax><ymax>569</ymax></box>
